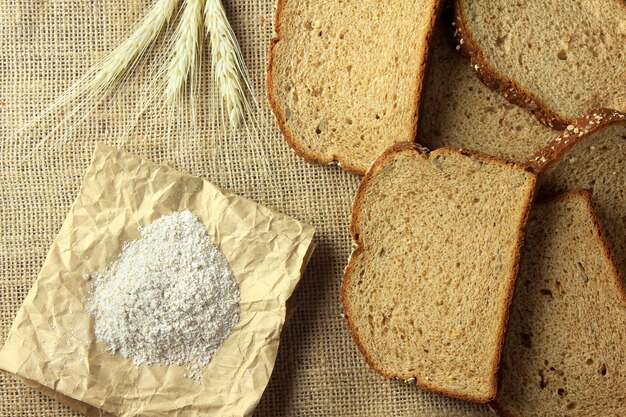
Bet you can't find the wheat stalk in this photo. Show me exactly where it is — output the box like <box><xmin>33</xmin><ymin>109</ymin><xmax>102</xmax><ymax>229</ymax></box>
<box><xmin>205</xmin><ymin>0</ymin><xmax>251</xmax><ymax>128</ymax></box>
<box><xmin>88</xmin><ymin>0</ymin><xmax>179</xmax><ymax>103</ymax></box>
<box><xmin>3</xmin><ymin>0</ymin><xmax>179</xmax><ymax>156</ymax></box>
<box><xmin>164</xmin><ymin>0</ymin><xmax>204</xmax><ymax>106</ymax></box>
<box><xmin>203</xmin><ymin>0</ymin><xmax>275</xmax><ymax>188</ymax></box>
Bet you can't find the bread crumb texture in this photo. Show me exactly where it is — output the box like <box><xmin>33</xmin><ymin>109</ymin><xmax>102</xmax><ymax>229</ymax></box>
<box><xmin>456</xmin><ymin>0</ymin><xmax>626</xmax><ymax>124</ymax></box>
<box><xmin>419</xmin><ymin>19</ymin><xmax>557</xmax><ymax>163</ymax></box>
<box><xmin>495</xmin><ymin>192</ymin><xmax>626</xmax><ymax>417</ymax></box>
<box><xmin>536</xmin><ymin>116</ymin><xmax>626</xmax><ymax>278</ymax></box>
<box><xmin>343</xmin><ymin>146</ymin><xmax>535</xmax><ymax>402</ymax></box>
<box><xmin>269</xmin><ymin>0</ymin><xmax>439</xmax><ymax>173</ymax></box>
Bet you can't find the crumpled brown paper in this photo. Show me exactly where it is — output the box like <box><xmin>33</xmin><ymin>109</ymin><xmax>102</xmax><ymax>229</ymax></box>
<box><xmin>0</xmin><ymin>143</ymin><xmax>315</xmax><ymax>417</ymax></box>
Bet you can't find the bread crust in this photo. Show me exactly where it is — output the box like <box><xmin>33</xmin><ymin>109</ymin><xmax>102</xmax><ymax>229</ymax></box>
<box><xmin>453</xmin><ymin>0</ymin><xmax>570</xmax><ymax>130</ymax></box>
<box><xmin>525</xmin><ymin>108</ymin><xmax>626</xmax><ymax>174</ymax></box>
<box><xmin>341</xmin><ymin>142</ymin><xmax>537</xmax><ymax>403</ymax></box>
<box><xmin>266</xmin><ymin>1</ymin><xmax>443</xmax><ymax>175</ymax></box>
<box><xmin>490</xmin><ymin>189</ymin><xmax>626</xmax><ymax>417</ymax></box>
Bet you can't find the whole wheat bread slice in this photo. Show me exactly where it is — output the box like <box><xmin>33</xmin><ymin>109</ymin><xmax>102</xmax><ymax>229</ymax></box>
<box><xmin>529</xmin><ymin>109</ymin><xmax>626</xmax><ymax>278</ymax></box>
<box><xmin>419</xmin><ymin>17</ymin><xmax>557</xmax><ymax>163</ymax></box>
<box><xmin>454</xmin><ymin>0</ymin><xmax>626</xmax><ymax>129</ymax></box>
<box><xmin>341</xmin><ymin>143</ymin><xmax>536</xmax><ymax>402</ymax></box>
<box><xmin>267</xmin><ymin>0</ymin><xmax>441</xmax><ymax>174</ymax></box>
<box><xmin>493</xmin><ymin>190</ymin><xmax>626</xmax><ymax>417</ymax></box>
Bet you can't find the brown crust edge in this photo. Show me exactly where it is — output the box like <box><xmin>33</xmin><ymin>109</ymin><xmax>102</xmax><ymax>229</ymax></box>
<box><xmin>525</xmin><ymin>108</ymin><xmax>626</xmax><ymax>174</ymax></box>
<box><xmin>452</xmin><ymin>1</ymin><xmax>570</xmax><ymax>130</ymax></box>
<box><xmin>340</xmin><ymin>142</ymin><xmax>538</xmax><ymax>403</ymax></box>
<box><xmin>490</xmin><ymin>189</ymin><xmax>626</xmax><ymax>417</ymax></box>
<box><xmin>266</xmin><ymin>0</ymin><xmax>443</xmax><ymax>176</ymax></box>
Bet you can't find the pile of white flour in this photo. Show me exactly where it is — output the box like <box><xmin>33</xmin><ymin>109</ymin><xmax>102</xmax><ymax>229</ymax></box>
<box><xmin>86</xmin><ymin>210</ymin><xmax>240</xmax><ymax>378</ymax></box>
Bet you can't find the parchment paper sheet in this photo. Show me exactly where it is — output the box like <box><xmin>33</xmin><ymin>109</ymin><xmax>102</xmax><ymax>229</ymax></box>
<box><xmin>0</xmin><ymin>143</ymin><xmax>315</xmax><ymax>417</ymax></box>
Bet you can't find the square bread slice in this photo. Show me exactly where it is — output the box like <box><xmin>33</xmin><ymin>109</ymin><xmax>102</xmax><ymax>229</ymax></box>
<box><xmin>267</xmin><ymin>0</ymin><xmax>441</xmax><ymax>175</ymax></box>
<box><xmin>493</xmin><ymin>190</ymin><xmax>626</xmax><ymax>417</ymax></box>
<box><xmin>341</xmin><ymin>143</ymin><xmax>537</xmax><ymax>402</ymax></box>
<box><xmin>419</xmin><ymin>16</ymin><xmax>558</xmax><ymax>163</ymax></box>
<box><xmin>529</xmin><ymin>109</ymin><xmax>626</xmax><ymax>278</ymax></box>
<box><xmin>454</xmin><ymin>0</ymin><xmax>626</xmax><ymax>129</ymax></box>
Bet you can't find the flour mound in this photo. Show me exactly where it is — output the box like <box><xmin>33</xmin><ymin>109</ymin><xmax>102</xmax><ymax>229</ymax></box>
<box><xmin>88</xmin><ymin>210</ymin><xmax>240</xmax><ymax>373</ymax></box>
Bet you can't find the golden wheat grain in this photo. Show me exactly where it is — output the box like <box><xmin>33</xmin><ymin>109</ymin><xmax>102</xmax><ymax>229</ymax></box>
<box><xmin>48</xmin><ymin>0</ymin><xmax>178</xmax><ymax>116</ymax></box>
<box><xmin>205</xmin><ymin>0</ymin><xmax>251</xmax><ymax>128</ymax></box>
<box><xmin>164</xmin><ymin>0</ymin><xmax>203</xmax><ymax>106</ymax></box>
<box><xmin>4</xmin><ymin>0</ymin><xmax>179</xmax><ymax>152</ymax></box>
<box><xmin>89</xmin><ymin>0</ymin><xmax>179</xmax><ymax>101</ymax></box>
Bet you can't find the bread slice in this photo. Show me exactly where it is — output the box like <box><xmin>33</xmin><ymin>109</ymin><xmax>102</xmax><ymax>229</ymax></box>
<box><xmin>419</xmin><ymin>18</ymin><xmax>558</xmax><ymax>163</ymax></box>
<box><xmin>493</xmin><ymin>190</ymin><xmax>626</xmax><ymax>417</ymax></box>
<box><xmin>454</xmin><ymin>0</ymin><xmax>626</xmax><ymax>129</ymax></box>
<box><xmin>267</xmin><ymin>0</ymin><xmax>441</xmax><ymax>174</ymax></box>
<box><xmin>341</xmin><ymin>143</ymin><xmax>536</xmax><ymax>402</ymax></box>
<box><xmin>529</xmin><ymin>109</ymin><xmax>626</xmax><ymax>278</ymax></box>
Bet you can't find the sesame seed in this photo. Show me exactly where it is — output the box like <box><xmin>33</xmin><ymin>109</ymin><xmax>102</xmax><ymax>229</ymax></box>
<box><xmin>566</xmin><ymin>125</ymin><xmax>575</xmax><ymax>130</ymax></box>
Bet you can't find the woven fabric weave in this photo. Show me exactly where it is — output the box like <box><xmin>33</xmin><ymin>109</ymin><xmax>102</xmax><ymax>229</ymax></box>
<box><xmin>0</xmin><ymin>1</ymin><xmax>490</xmax><ymax>415</ymax></box>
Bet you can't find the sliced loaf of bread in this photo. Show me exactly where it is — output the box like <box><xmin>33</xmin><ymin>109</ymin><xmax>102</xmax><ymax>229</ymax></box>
<box><xmin>529</xmin><ymin>109</ymin><xmax>626</xmax><ymax>277</ymax></box>
<box><xmin>419</xmin><ymin>18</ymin><xmax>557</xmax><ymax>163</ymax></box>
<box><xmin>494</xmin><ymin>190</ymin><xmax>626</xmax><ymax>417</ymax></box>
<box><xmin>341</xmin><ymin>143</ymin><xmax>536</xmax><ymax>402</ymax></box>
<box><xmin>267</xmin><ymin>0</ymin><xmax>441</xmax><ymax>174</ymax></box>
<box><xmin>454</xmin><ymin>0</ymin><xmax>626</xmax><ymax>129</ymax></box>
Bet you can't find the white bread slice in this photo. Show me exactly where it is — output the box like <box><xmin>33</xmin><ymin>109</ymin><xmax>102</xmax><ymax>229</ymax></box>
<box><xmin>419</xmin><ymin>14</ymin><xmax>558</xmax><ymax>163</ymax></box>
<box><xmin>341</xmin><ymin>143</ymin><xmax>536</xmax><ymax>402</ymax></box>
<box><xmin>267</xmin><ymin>0</ymin><xmax>441</xmax><ymax>174</ymax></box>
<box><xmin>529</xmin><ymin>109</ymin><xmax>626</xmax><ymax>278</ymax></box>
<box><xmin>493</xmin><ymin>190</ymin><xmax>626</xmax><ymax>417</ymax></box>
<box><xmin>454</xmin><ymin>0</ymin><xmax>626</xmax><ymax>129</ymax></box>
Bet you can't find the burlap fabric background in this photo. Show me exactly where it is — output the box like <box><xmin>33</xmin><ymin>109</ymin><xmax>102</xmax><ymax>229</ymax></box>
<box><xmin>0</xmin><ymin>1</ymin><xmax>492</xmax><ymax>415</ymax></box>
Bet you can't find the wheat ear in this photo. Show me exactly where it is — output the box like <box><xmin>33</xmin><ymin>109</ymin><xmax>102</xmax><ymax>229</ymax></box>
<box><xmin>87</xmin><ymin>0</ymin><xmax>179</xmax><ymax>102</ymax></box>
<box><xmin>6</xmin><ymin>0</ymin><xmax>179</xmax><ymax>148</ymax></box>
<box><xmin>205</xmin><ymin>0</ymin><xmax>252</xmax><ymax>128</ymax></box>
<box><xmin>164</xmin><ymin>0</ymin><xmax>204</xmax><ymax>106</ymax></box>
